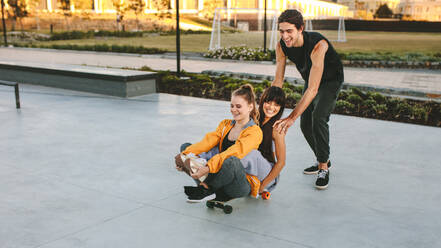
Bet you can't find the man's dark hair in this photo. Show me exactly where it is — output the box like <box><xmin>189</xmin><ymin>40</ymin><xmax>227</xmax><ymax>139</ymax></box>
<box><xmin>278</xmin><ymin>9</ymin><xmax>304</xmax><ymax>30</ymax></box>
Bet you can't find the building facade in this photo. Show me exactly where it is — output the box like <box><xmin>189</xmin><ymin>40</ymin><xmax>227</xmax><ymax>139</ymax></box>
<box><xmin>397</xmin><ymin>0</ymin><xmax>441</xmax><ymax>21</ymax></box>
<box><xmin>337</xmin><ymin>0</ymin><xmax>441</xmax><ymax>21</ymax></box>
<box><xmin>29</xmin><ymin>0</ymin><xmax>349</xmax><ymax>18</ymax></box>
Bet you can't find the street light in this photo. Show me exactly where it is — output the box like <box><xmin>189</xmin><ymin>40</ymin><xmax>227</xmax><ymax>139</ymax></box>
<box><xmin>176</xmin><ymin>0</ymin><xmax>180</xmax><ymax>77</ymax></box>
<box><xmin>1</xmin><ymin>0</ymin><xmax>7</xmax><ymax>46</ymax></box>
<box><xmin>263</xmin><ymin>0</ymin><xmax>267</xmax><ymax>52</ymax></box>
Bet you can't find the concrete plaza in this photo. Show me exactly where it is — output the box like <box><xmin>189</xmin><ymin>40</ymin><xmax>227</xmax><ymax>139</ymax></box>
<box><xmin>1</xmin><ymin>83</ymin><xmax>440</xmax><ymax>248</ymax></box>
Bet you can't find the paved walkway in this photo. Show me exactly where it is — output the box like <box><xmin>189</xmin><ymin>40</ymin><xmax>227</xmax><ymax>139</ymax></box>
<box><xmin>1</xmin><ymin>84</ymin><xmax>441</xmax><ymax>248</ymax></box>
<box><xmin>1</xmin><ymin>47</ymin><xmax>441</xmax><ymax>96</ymax></box>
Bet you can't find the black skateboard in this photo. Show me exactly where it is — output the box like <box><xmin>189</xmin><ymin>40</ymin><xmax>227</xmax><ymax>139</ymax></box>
<box><xmin>206</xmin><ymin>199</ymin><xmax>233</xmax><ymax>214</ymax></box>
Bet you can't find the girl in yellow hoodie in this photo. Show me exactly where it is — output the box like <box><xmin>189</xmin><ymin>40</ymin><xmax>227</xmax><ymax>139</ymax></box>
<box><xmin>175</xmin><ymin>84</ymin><xmax>263</xmax><ymax>202</ymax></box>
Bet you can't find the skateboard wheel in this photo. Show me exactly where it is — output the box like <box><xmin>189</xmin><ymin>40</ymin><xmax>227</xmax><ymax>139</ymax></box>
<box><xmin>206</xmin><ymin>201</ymin><xmax>215</xmax><ymax>208</ymax></box>
<box><xmin>223</xmin><ymin>205</ymin><xmax>233</xmax><ymax>214</ymax></box>
<box><xmin>262</xmin><ymin>191</ymin><xmax>271</xmax><ymax>200</ymax></box>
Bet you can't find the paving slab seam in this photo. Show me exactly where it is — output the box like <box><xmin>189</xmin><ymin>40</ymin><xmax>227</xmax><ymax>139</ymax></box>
<box><xmin>145</xmin><ymin>202</ymin><xmax>315</xmax><ymax>248</ymax></box>
<box><xmin>32</xmin><ymin>205</ymin><xmax>147</xmax><ymax>248</ymax></box>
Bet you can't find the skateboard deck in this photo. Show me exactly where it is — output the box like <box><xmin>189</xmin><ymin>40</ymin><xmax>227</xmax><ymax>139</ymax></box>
<box><xmin>206</xmin><ymin>199</ymin><xmax>233</xmax><ymax>214</ymax></box>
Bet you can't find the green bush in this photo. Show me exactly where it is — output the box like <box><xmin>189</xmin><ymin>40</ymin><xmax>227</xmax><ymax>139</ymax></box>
<box><xmin>412</xmin><ymin>107</ymin><xmax>429</xmax><ymax>122</ymax></box>
<box><xmin>373</xmin><ymin>104</ymin><xmax>387</xmax><ymax>116</ymax></box>
<box><xmin>371</xmin><ymin>92</ymin><xmax>386</xmax><ymax>104</ymax></box>
<box><xmin>350</xmin><ymin>87</ymin><xmax>367</xmax><ymax>99</ymax></box>
<box><xmin>397</xmin><ymin>102</ymin><xmax>413</xmax><ymax>118</ymax></box>
<box><xmin>335</xmin><ymin>100</ymin><xmax>355</xmax><ymax>113</ymax></box>
<box><xmin>347</xmin><ymin>94</ymin><xmax>363</xmax><ymax>105</ymax></box>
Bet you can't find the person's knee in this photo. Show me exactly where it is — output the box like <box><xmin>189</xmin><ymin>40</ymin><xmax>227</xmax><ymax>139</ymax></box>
<box><xmin>312</xmin><ymin>110</ymin><xmax>330</xmax><ymax>126</ymax></box>
<box><xmin>180</xmin><ymin>143</ymin><xmax>192</xmax><ymax>152</ymax></box>
<box><xmin>223</xmin><ymin>156</ymin><xmax>241</xmax><ymax>168</ymax></box>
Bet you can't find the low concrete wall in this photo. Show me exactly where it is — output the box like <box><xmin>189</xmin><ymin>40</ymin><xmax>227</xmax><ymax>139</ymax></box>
<box><xmin>0</xmin><ymin>61</ymin><xmax>157</xmax><ymax>97</ymax></box>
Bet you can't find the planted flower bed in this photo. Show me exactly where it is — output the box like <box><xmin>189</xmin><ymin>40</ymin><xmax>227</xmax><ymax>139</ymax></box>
<box><xmin>155</xmin><ymin>70</ymin><xmax>440</xmax><ymax>127</ymax></box>
<box><xmin>204</xmin><ymin>46</ymin><xmax>441</xmax><ymax>69</ymax></box>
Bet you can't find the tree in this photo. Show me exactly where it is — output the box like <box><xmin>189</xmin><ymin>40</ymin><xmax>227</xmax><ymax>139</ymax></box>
<box><xmin>152</xmin><ymin>0</ymin><xmax>170</xmax><ymax>19</ymax></box>
<box><xmin>59</xmin><ymin>0</ymin><xmax>72</xmax><ymax>29</ymax></box>
<box><xmin>73</xmin><ymin>0</ymin><xmax>93</xmax><ymax>11</ymax></box>
<box><xmin>201</xmin><ymin>0</ymin><xmax>224</xmax><ymax>19</ymax></box>
<box><xmin>28</xmin><ymin>0</ymin><xmax>41</xmax><ymax>30</ymax></box>
<box><xmin>128</xmin><ymin>0</ymin><xmax>145</xmax><ymax>31</ymax></box>
<box><xmin>375</xmin><ymin>4</ymin><xmax>393</xmax><ymax>18</ymax></box>
<box><xmin>113</xmin><ymin>0</ymin><xmax>128</xmax><ymax>31</ymax></box>
<box><xmin>7</xmin><ymin>0</ymin><xmax>28</xmax><ymax>31</ymax></box>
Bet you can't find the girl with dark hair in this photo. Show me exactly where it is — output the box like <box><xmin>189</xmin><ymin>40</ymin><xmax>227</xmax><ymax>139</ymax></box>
<box><xmin>238</xmin><ymin>86</ymin><xmax>287</xmax><ymax>195</ymax></box>
<box><xmin>256</xmin><ymin>86</ymin><xmax>287</xmax><ymax>193</ymax></box>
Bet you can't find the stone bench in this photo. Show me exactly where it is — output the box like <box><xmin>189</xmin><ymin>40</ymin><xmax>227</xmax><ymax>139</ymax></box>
<box><xmin>0</xmin><ymin>61</ymin><xmax>157</xmax><ymax>97</ymax></box>
<box><xmin>0</xmin><ymin>80</ymin><xmax>20</xmax><ymax>108</ymax></box>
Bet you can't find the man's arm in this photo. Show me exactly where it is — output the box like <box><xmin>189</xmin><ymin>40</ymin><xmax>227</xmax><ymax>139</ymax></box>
<box><xmin>271</xmin><ymin>42</ymin><xmax>286</xmax><ymax>88</ymax></box>
<box><xmin>274</xmin><ymin>40</ymin><xmax>328</xmax><ymax>133</ymax></box>
<box><xmin>287</xmin><ymin>40</ymin><xmax>328</xmax><ymax>121</ymax></box>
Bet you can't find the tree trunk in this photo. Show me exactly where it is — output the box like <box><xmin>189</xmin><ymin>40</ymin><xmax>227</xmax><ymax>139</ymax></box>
<box><xmin>11</xmin><ymin>19</ymin><xmax>16</xmax><ymax>31</ymax></box>
<box><xmin>35</xmin><ymin>15</ymin><xmax>40</xmax><ymax>30</ymax></box>
<box><xmin>19</xmin><ymin>18</ymin><xmax>23</xmax><ymax>31</ymax></box>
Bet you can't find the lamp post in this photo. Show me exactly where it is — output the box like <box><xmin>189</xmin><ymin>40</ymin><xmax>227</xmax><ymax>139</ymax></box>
<box><xmin>1</xmin><ymin>0</ymin><xmax>7</xmax><ymax>46</ymax></box>
<box><xmin>263</xmin><ymin>0</ymin><xmax>267</xmax><ymax>52</ymax></box>
<box><xmin>176</xmin><ymin>0</ymin><xmax>181</xmax><ymax>77</ymax></box>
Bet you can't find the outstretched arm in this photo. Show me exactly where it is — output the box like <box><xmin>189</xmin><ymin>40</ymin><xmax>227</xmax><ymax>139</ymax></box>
<box><xmin>274</xmin><ymin>40</ymin><xmax>328</xmax><ymax>134</ymax></box>
<box><xmin>259</xmin><ymin>129</ymin><xmax>286</xmax><ymax>193</ymax></box>
<box><xmin>271</xmin><ymin>42</ymin><xmax>286</xmax><ymax>88</ymax></box>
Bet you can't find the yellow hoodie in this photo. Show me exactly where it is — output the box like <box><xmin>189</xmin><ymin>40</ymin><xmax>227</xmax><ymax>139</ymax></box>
<box><xmin>183</xmin><ymin>119</ymin><xmax>263</xmax><ymax>198</ymax></box>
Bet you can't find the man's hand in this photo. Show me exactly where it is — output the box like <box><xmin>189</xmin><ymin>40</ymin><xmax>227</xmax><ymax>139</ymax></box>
<box><xmin>190</xmin><ymin>165</ymin><xmax>209</xmax><ymax>179</ymax></box>
<box><xmin>273</xmin><ymin>117</ymin><xmax>295</xmax><ymax>134</ymax></box>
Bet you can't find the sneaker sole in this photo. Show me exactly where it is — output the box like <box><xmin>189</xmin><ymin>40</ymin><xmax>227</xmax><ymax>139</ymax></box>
<box><xmin>303</xmin><ymin>170</ymin><xmax>319</xmax><ymax>175</ymax></box>
<box><xmin>315</xmin><ymin>184</ymin><xmax>329</xmax><ymax>190</ymax></box>
<box><xmin>186</xmin><ymin>193</ymin><xmax>216</xmax><ymax>203</ymax></box>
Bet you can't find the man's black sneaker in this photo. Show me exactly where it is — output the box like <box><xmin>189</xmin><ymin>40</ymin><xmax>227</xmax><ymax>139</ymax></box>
<box><xmin>187</xmin><ymin>186</ymin><xmax>215</xmax><ymax>203</ymax></box>
<box><xmin>315</xmin><ymin>169</ymin><xmax>329</xmax><ymax>190</ymax></box>
<box><xmin>303</xmin><ymin>161</ymin><xmax>332</xmax><ymax>175</ymax></box>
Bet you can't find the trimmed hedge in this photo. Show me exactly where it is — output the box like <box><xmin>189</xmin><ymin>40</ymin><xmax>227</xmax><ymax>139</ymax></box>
<box><xmin>13</xmin><ymin>43</ymin><xmax>168</xmax><ymax>54</ymax></box>
<box><xmin>47</xmin><ymin>30</ymin><xmax>211</xmax><ymax>41</ymax></box>
<box><xmin>152</xmin><ymin>70</ymin><xmax>441</xmax><ymax>127</ymax></box>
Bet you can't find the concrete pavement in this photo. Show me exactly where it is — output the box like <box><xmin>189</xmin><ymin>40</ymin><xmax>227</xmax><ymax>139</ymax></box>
<box><xmin>1</xmin><ymin>47</ymin><xmax>441</xmax><ymax>97</ymax></box>
<box><xmin>1</xmin><ymin>84</ymin><xmax>441</xmax><ymax>248</ymax></box>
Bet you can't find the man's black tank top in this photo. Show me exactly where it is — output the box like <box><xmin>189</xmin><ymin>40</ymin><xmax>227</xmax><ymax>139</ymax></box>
<box><xmin>280</xmin><ymin>31</ymin><xmax>344</xmax><ymax>89</ymax></box>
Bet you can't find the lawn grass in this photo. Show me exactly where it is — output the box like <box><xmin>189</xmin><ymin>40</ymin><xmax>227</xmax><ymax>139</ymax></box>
<box><xmin>28</xmin><ymin>31</ymin><xmax>441</xmax><ymax>54</ymax></box>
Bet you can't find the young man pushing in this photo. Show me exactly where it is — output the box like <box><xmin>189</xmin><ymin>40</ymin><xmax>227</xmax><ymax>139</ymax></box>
<box><xmin>272</xmin><ymin>9</ymin><xmax>344</xmax><ymax>189</ymax></box>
